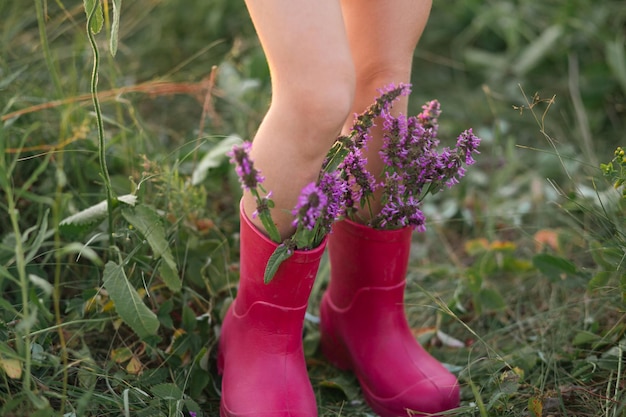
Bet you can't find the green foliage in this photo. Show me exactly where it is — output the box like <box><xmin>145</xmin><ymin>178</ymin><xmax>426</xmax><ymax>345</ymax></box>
<box><xmin>121</xmin><ymin>205</ymin><xmax>181</xmax><ymax>293</ymax></box>
<box><xmin>601</xmin><ymin>146</ymin><xmax>626</xmax><ymax>196</ymax></box>
<box><xmin>102</xmin><ymin>261</ymin><xmax>160</xmax><ymax>340</ymax></box>
<box><xmin>83</xmin><ymin>0</ymin><xmax>104</xmax><ymax>34</ymax></box>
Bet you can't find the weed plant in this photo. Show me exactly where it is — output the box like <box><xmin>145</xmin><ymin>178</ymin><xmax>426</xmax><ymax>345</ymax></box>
<box><xmin>0</xmin><ymin>0</ymin><xmax>624</xmax><ymax>416</ymax></box>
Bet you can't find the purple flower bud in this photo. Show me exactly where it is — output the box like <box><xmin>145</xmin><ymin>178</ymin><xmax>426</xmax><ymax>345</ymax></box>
<box><xmin>377</xmin><ymin>194</ymin><xmax>426</xmax><ymax>232</ymax></box>
<box><xmin>456</xmin><ymin>129</ymin><xmax>481</xmax><ymax>165</ymax></box>
<box><xmin>417</xmin><ymin>100</ymin><xmax>441</xmax><ymax>132</ymax></box>
<box><xmin>227</xmin><ymin>142</ymin><xmax>264</xmax><ymax>191</ymax></box>
<box><xmin>292</xmin><ymin>182</ymin><xmax>328</xmax><ymax>230</ymax></box>
<box><xmin>318</xmin><ymin>171</ymin><xmax>347</xmax><ymax>223</ymax></box>
<box><xmin>339</xmin><ymin>147</ymin><xmax>377</xmax><ymax>208</ymax></box>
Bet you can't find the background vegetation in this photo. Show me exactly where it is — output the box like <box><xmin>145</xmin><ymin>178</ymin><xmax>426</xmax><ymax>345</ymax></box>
<box><xmin>0</xmin><ymin>0</ymin><xmax>624</xmax><ymax>416</ymax></box>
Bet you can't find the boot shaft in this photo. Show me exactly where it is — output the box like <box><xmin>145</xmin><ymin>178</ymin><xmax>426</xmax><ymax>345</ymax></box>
<box><xmin>235</xmin><ymin>203</ymin><xmax>326</xmax><ymax>314</ymax></box>
<box><xmin>327</xmin><ymin>219</ymin><xmax>412</xmax><ymax>308</ymax></box>
<box><xmin>218</xmin><ymin>206</ymin><xmax>325</xmax><ymax>417</ymax></box>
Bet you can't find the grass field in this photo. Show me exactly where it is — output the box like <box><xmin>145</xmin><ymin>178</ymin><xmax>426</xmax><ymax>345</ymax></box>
<box><xmin>1</xmin><ymin>1</ymin><xmax>625</xmax><ymax>416</ymax></box>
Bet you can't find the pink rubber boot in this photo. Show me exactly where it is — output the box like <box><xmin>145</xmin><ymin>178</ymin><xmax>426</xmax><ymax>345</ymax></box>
<box><xmin>217</xmin><ymin>205</ymin><xmax>326</xmax><ymax>417</ymax></box>
<box><xmin>320</xmin><ymin>219</ymin><xmax>459</xmax><ymax>416</ymax></box>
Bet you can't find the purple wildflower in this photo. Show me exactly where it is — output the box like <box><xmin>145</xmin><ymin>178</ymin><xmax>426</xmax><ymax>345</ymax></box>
<box><xmin>417</xmin><ymin>100</ymin><xmax>441</xmax><ymax>132</ymax></box>
<box><xmin>456</xmin><ymin>129</ymin><xmax>481</xmax><ymax>165</ymax></box>
<box><xmin>189</xmin><ymin>412</ymin><xmax>197</xmax><ymax>417</ymax></box>
<box><xmin>366</xmin><ymin>83</ymin><xmax>411</xmax><ymax>125</ymax></box>
<box><xmin>292</xmin><ymin>182</ymin><xmax>328</xmax><ymax>230</ymax></box>
<box><xmin>338</xmin><ymin>146</ymin><xmax>377</xmax><ymax>209</ymax></box>
<box><xmin>380</xmin><ymin>112</ymin><xmax>409</xmax><ymax>169</ymax></box>
<box><xmin>347</xmin><ymin>83</ymin><xmax>412</xmax><ymax>149</ymax></box>
<box><xmin>376</xmin><ymin>83</ymin><xmax>412</xmax><ymax>112</ymax></box>
<box><xmin>377</xmin><ymin>193</ymin><xmax>426</xmax><ymax>232</ymax></box>
<box><xmin>372</xmin><ymin>96</ymin><xmax>482</xmax><ymax>230</ymax></box>
<box><xmin>227</xmin><ymin>142</ymin><xmax>264</xmax><ymax>190</ymax></box>
<box><xmin>318</xmin><ymin>171</ymin><xmax>347</xmax><ymax>224</ymax></box>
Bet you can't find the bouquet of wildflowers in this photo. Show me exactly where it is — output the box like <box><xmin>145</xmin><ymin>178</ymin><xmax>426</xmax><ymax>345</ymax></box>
<box><xmin>228</xmin><ymin>84</ymin><xmax>480</xmax><ymax>283</ymax></box>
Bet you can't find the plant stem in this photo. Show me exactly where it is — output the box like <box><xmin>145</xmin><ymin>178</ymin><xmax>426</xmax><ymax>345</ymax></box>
<box><xmin>52</xmin><ymin>168</ymin><xmax>69</xmax><ymax>415</ymax></box>
<box><xmin>4</xmin><ymin>175</ymin><xmax>33</xmax><ymax>397</ymax></box>
<box><xmin>86</xmin><ymin>0</ymin><xmax>116</xmax><ymax>247</ymax></box>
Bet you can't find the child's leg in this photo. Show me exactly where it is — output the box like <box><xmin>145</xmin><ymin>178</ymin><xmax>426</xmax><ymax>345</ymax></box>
<box><xmin>320</xmin><ymin>4</ymin><xmax>460</xmax><ymax>416</ymax></box>
<box><xmin>220</xmin><ymin>4</ymin><xmax>355</xmax><ymax>416</ymax></box>
<box><xmin>340</xmin><ymin>0</ymin><xmax>432</xmax><ymax>220</ymax></box>
<box><xmin>241</xmin><ymin>0</ymin><xmax>355</xmax><ymax>239</ymax></box>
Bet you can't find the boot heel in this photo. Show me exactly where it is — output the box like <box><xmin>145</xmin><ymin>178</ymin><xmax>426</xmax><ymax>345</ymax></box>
<box><xmin>319</xmin><ymin>293</ymin><xmax>352</xmax><ymax>371</ymax></box>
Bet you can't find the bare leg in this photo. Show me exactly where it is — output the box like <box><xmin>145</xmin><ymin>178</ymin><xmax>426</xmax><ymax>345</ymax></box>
<box><xmin>340</xmin><ymin>0</ymin><xmax>432</xmax><ymax>221</ymax></box>
<box><xmin>320</xmin><ymin>5</ymin><xmax>460</xmax><ymax>416</ymax></box>
<box><xmin>219</xmin><ymin>5</ymin><xmax>355</xmax><ymax>416</ymax></box>
<box><xmin>242</xmin><ymin>0</ymin><xmax>355</xmax><ymax>240</ymax></box>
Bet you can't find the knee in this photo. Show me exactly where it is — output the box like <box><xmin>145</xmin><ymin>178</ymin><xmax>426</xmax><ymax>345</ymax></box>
<box><xmin>355</xmin><ymin>61</ymin><xmax>413</xmax><ymax>92</ymax></box>
<box><xmin>273</xmin><ymin>68</ymin><xmax>356</xmax><ymax>138</ymax></box>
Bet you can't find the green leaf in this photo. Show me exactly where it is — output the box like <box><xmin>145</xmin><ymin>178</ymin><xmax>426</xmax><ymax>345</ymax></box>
<box><xmin>321</xmin><ymin>141</ymin><xmax>349</xmax><ymax>174</ymax></box>
<box><xmin>191</xmin><ymin>134</ymin><xmax>242</xmax><ymax>185</ymax></box>
<box><xmin>572</xmin><ymin>331</ymin><xmax>601</xmax><ymax>346</ymax></box>
<box><xmin>24</xmin><ymin>210</ymin><xmax>51</xmax><ymax>264</ymax></box>
<box><xmin>158</xmin><ymin>260</ymin><xmax>180</xmax><ymax>293</ymax></box>
<box><xmin>122</xmin><ymin>205</ymin><xmax>181</xmax><ymax>292</ymax></box>
<box><xmin>588</xmin><ymin>271</ymin><xmax>613</xmax><ymax>291</ymax></box>
<box><xmin>294</xmin><ymin>228</ymin><xmax>314</xmax><ymax>250</ymax></box>
<box><xmin>181</xmin><ymin>304</ymin><xmax>197</xmax><ymax>332</ymax></box>
<box><xmin>29</xmin><ymin>274</ymin><xmax>52</xmax><ymax>297</ymax></box>
<box><xmin>59</xmin><ymin>194</ymin><xmax>137</xmax><ymax>238</ymax></box>
<box><xmin>184</xmin><ymin>397</ymin><xmax>203</xmax><ymax>416</ymax></box>
<box><xmin>102</xmin><ymin>261</ymin><xmax>159</xmax><ymax>339</ymax></box>
<box><xmin>478</xmin><ymin>288</ymin><xmax>507</xmax><ymax>311</ymax></box>
<box><xmin>257</xmin><ymin>208</ymin><xmax>282</xmax><ymax>244</ymax></box>
<box><xmin>590</xmin><ymin>243</ymin><xmax>624</xmax><ymax>270</ymax></box>
<box><xmin>319</xmin><ymin>374</ymin><xmax>360</xmax><ymax>401</ymax></box>
<box><xmin>157</xmin><ymin>299</ymin><xmax>174</xmax><ymax>329</ymax></box>
<box><xmin>150</xmin><ymin>383</ymin><xmax>183</xmax><ymax>401</ymax></box>
<box><xmin>532</xmin><ymin>253</ymin><xmax>579</xmax><ymax>282</ymax></box>
<box><xmin>58</xmin><ymin>242</ymin><xmax>103</xmax><ymax>266</ymax></box>
<box><xmin>110</xmin><ymin>0</ymin><xmax>122</xmax><ymax>56</ymax></box>
<box><xmin>264</xmin><ymin>244</ymin><xmax>293</xmax><ymax>284</ymax></box>
<box><xmin>83</xmin><ymin>0</ymin><xmax>103</xmax><ymax>34</ymax></box>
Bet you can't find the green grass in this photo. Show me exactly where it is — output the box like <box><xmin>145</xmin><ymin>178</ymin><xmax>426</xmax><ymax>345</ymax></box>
<box><xmin>1</xmin><ymin>0</ymin><xmax>625</xmax><ymax>416</ymax></box>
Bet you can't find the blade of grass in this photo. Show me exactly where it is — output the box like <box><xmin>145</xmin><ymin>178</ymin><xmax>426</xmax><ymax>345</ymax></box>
<box><xmin>1</xmin><ymin>156</ymin><xmax>33</xmax><ymax>401</ymax></box>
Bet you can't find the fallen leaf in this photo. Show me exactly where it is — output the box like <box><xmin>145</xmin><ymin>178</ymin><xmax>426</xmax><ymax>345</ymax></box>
<box><xmin>126</xmin><ymin>356</ymin><xmax>143</xmax><ymax>374</ymax></box>
<box><xmin>528</xmin><ymin>396</ymin><xmax>543</xmax><ymax>417</ymax></box>
<box><xmin>0</xmin><ymin>357</ymin><xmax>22</xmax><ymax>379</ymax></box>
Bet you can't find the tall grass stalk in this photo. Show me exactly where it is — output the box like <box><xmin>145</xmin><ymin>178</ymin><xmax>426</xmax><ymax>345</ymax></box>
<box><xmin>611</xmin><ymin>342</ymin><xmax>624</xmax><ymax>417</ymax></box>
<box><xmin>85</xmin><ymin>0</ymin><xmax>115</xmax><ymax>247</ymax></box>
<box><xmin>52</xmin><ymin>157</ymin><xmax>69</xmax><ymax>414</ymax></box>
<box><xmin>34</xmin><ymin>1</ymin><xmax>72</xmax><ymax>412</ymax></box>
<box><xmin>1</xmin><ymin>158</ymin><xmax>33</xmax><ymax>400</ymax></box>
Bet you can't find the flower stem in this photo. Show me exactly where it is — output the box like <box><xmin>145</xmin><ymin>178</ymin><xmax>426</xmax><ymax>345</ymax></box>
<box><xmin>250</xmin><ymin>188</ymin><xmax>282</xmax><ymax>243</ymax></box>
<box><xmin>86</xmin><ymin>0</ymin><xmax>116</xmax><ymax>247</ymax></box>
